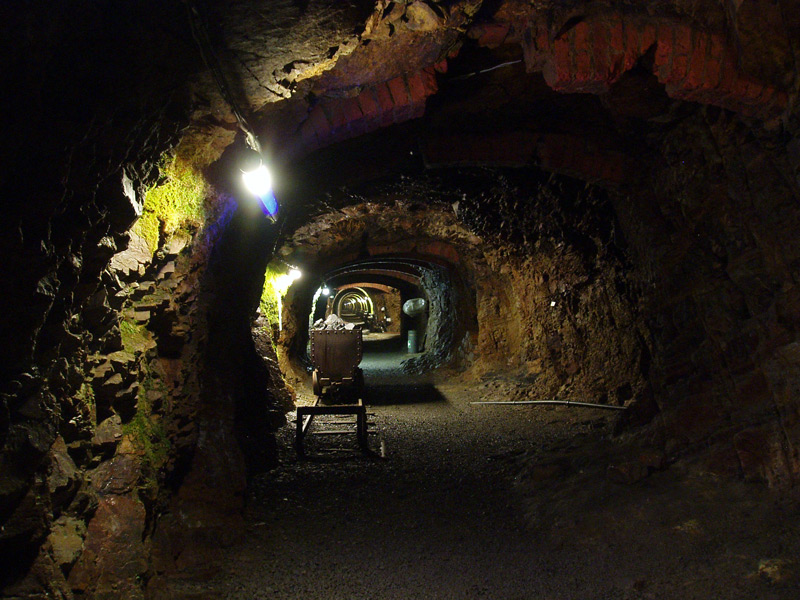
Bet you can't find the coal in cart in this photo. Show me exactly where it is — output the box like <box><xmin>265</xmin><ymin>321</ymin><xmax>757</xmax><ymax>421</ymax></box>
<box><xmin>295</xmin><ymin>328</ymin><xmax>369</xmax><ymax>456</ymax></box>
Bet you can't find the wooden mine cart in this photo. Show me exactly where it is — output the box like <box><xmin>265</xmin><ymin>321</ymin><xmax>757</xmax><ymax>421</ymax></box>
<box><xmin>296</xmin><ymin>328</ymin><xmax>368</xmax><ymax>457</ymax></box>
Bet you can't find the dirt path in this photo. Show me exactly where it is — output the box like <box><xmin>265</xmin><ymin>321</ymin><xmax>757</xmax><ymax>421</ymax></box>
<box><xmin>150</xmin><ymin>340</ymin><xmax>800</xmax><ymax>599</ymax></box>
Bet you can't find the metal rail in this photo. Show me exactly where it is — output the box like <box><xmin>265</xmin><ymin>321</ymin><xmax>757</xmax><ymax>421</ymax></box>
<box><xmin>470</xmin><ymin>400</ymin><xmax>627</xmax><ymax>411</ymax></box>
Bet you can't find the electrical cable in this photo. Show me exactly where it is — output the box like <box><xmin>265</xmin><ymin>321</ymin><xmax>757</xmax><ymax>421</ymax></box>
<box><xmin>448</xmin><ymin>59</ymin><xmax>523</xmax><ymax>82</ymax></box>
<box><xmin>185</xmin><ymin>0</ymin><xmax>261</xmax><ymax>151</ymax></box>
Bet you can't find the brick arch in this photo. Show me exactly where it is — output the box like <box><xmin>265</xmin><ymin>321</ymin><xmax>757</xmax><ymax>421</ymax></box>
<box><xmin>515</xmin><ymin>16</ymin><xmax>788</xmax><ymax>119</ymax></box>
<box><xmin>336</xmin><ymin>282</ymin><xmax>399</xmax><ymax>294</ymax></box>
<box><xmin>295</xmin><ymin>12</ymin><xmax>789</xmax><ymax>159</ymax></box>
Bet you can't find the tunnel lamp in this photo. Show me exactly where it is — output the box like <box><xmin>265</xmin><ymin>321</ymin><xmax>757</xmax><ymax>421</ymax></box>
<box><xmin>321</xmin><ymin>285</ymin><xmax>331</xmax><ymax>296</ymax></box>
<box><xmin>242</xmin><ymin>162</ymin><xmax>272</xmax><ymax>197</ymax></box>
<box><xmin>550</xmin><ymin>300</ymin><xmax>556</xmax><ymax>307</ymax></box>
<box><xmin>289</xmin><ymin>268</ymin><xmax>302</xmax><ymax>281</ymax></box>
<box><xmin>240</xmin><ymin>148</ymin><xmax>278</xmax><ymax>218</ymax></box>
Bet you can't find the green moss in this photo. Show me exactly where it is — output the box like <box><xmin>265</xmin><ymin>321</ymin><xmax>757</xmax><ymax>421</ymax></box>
<box><xmin>134</xmin><ymin>146</ymin><xmax>207</xmax><ymax>253</ymax></box>
<box><xmin>120</xmin><ymin>319</ymin><xmax>151</xmax><ymax>354</ymax></box>
<box><xmin>260</xmin><ymin>262</ymin><xmax>297</xmax><ymax>330</ymax></box>
<box><xmin>123</xmin><ymin>370</ymin><xmax>170</xmax><ymax>492</ymax></box>
<box><xmin>75</xmin><ymin>382</ymin><xmax>95</xmax><ymax>409</ymax></box>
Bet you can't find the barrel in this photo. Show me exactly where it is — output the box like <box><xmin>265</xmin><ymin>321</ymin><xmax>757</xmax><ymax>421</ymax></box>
<box><xmin>407</xmin><ymin>330</ymin><xmax>418</xmax><ymax>354</ymax></box>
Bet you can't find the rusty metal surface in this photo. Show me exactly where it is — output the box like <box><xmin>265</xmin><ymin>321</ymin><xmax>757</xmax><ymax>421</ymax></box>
<box><xmin>310</xmin><ymin>329</ymin><xmax>363</xmax><ymax>379</ymax></box>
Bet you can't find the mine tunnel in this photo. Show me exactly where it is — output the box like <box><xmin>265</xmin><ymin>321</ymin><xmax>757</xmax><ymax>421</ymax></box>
<box><xmin>2</xmin><ymin>1</ymin><xmax>800</xmax><ymax>598</ymax></box>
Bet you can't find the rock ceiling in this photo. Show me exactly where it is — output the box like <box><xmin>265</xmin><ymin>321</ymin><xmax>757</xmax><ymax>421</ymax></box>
<box><xmin>185</xmin><ymin>0</ymin><xmax>798</xmax><ymax>182</ymax></box>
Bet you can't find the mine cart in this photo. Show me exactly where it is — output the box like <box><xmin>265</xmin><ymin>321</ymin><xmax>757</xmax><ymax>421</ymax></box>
<box><xmin>296</xmin><ymin>328</ymin><xmax>368</xmax><ymax>456</ymax></box>
<box><xmin>310</xmin><ymin>328</ymin><xmax>364</xmax><ymax>399</ymax></box>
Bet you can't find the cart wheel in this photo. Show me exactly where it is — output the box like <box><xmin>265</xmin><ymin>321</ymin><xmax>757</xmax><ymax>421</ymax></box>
<box><xmin>354</xmin><ymin>368</ymin><xmax>365</xmax><ymax>402</ymax></box>
<box><xmin>312</xmin><ymin>370</ymin><xmax>321</xmax><ymax>396</ymax></box>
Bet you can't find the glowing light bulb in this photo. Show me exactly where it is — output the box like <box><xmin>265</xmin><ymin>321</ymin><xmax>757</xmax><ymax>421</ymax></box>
<box><xmin>289</xmin><ymin>268</ymin><xmax>302</xmax><ymax>281</ymax></box>
<box><xmin>321</xmin><ymin>286</ymin><xmax>330</xmax><ymax>296</ymax></box>
<box><xmin>242</xmin><ymin>163</ymin><xmax>272</xmax><ymax>197</ymax></box>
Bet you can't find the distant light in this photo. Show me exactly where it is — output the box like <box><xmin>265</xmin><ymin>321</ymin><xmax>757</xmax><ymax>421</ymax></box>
<box><xmin>550</xmin><ymin>300</ymin><xmax>556</xmax><ymax>307</ymax></box>
<box><xmin>321</xmin><ymin>285</ymin><xmax>330</xmax><ymax>296</ymax></box>
<box><xmin>289</xmin><ymin>268</ymin><xmax>302</xmax><ymax>281</ymax></box>
<box><xmin>242</xmin><ymin>163</ymin><xmax>272</xmax><ymax>197</ymax></box>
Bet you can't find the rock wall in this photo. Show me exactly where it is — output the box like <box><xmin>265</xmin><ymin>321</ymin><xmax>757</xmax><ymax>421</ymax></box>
<box><xmin>403</xmin><ymin>265</ymin><xmax>467</xmax><ymax>374</ymax></box>
<box><xmin>615</xmin><ymin>109</ymin><xmax>800</xmax><ymax>486</ymax></box>
<box><xmin>453</xmin><ymin>172</ymin><xmax>647</xmax><ymax>407</ymax></box>
<box><xmin>0</xmin><ymin>3</ymin><xmax>204</xmax><ymax>595</ymax></box>
<box><xmin>0</xmin><ymin>4</ymin><xmax>289</xmax><ymax>591</ymax></box>
<box><xmin>278</xmin><ymin>172</ymin><xmax>647</xmax><ymax>411</ymax></box>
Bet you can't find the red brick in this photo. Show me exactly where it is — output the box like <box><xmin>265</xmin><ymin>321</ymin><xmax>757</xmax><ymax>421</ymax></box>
<box><xmin>571</xmin><ymin>22</ymin><xmax>593</xmax><ymax>85</ymax></box>
<box><xmin>589</xmin><ymin>20</ymin><xmax>610</xmax><ymax>73</ymax></box>
<box><xmin>639</xmin><ymin>22</ymin><xmax>657</xmax><ymax>54</ymax></box>
<box><xmin>704</xmin><ymin>55</ymin><xmax>723</xmax><ymax>91</ymax></box>
<box><xmin>374</xmin><ymin>82</ymin><xmax>395</xmax><ymax>112</ymax></box>
<box><xmin>387</xmin><ymin>76</ymin><xmax>410</xmax><ymax>106</ymax></box>
<box><xmin>704</xmin><ymin>33</ymin><xmax>725</xmax><ymax>87</ymax></box>
<box><xmin>718</xmin><ymin>55</ymin><xmax>739</xmax><ymax>96</ymax></box>
<box><xmin>572</xmin><ymin>20</ymin><xmax>590</xmax><ymax>48</ymax></box>
<box><xmin>374</xmin><ymin>82</ymin><xmax>396</xmax><ymax>127</ymax></box>
<box><xmin>420</xmin><ymin>67</ymin><xmax>438</xmax><ymax>94</ymax></box>
<box><xmin>357</xmin><ymin>88</ymin><xmax>380</xmax><ymax>122</ymax></box>
<box><xmin>666</xmin><ymin>52</ymin><xmax>690</xmax><ymax>85</ymax></box>
<box><xmin>477</xmin><ymin>22</ymin><xmax>510</xmax><ymax>48</ymax></box>
<box><xmin>674</xmin><ymin>23</ymin><xmax>693</xmax><ymax>57</ymax></box>
<box><xmin>418</xmin><ymin>240</ymin><xmax>461</xmax><ymax>264</ymax></box>
<box><xmin>607</xmin><ymin>17</ymin><xmax>626</xmax><ymax>78</ymax></box>
<box><xmin>621</xmin><ymin>19</ymin><xmax>641</xmax><ymax>71</ymax></box>
<box><xmin>341</xmin><ymin>97</ymin><xmax>363</xmax><ymax>124</ymax></box>
<box><xmin>323</xmin><ymin>101</ymin><xmax>347</xmax><ymax>131</ymax></box>
<box><xmin>654</xmin><ymin>24</ymin><xmax>675</xmax><ymax>78</ymax></box>
<box><xmin>683</xmin><ymin>31</ymin><xmax>708</xmax><ymax>90</ymax></box>
<box><xmin>608</xmin><ymin>17</ymin><xmax>624</xmax><ymax>54</ymax></box>
<box><xmin>547</xmin><ymin>37</ymin><xmax>572</xmax><ymax>87</ymax></box>
<box><xmin>573</xmin><ymin>51</ymin><xmax>593</xmax><ymax>84</ymax></box>
<box><xmin>406</xmin><ymin>72</ymin><xmax>428</xmax><ymax>105</ymax></box>
<box><xmin>389</xmin><ymin>77</ymin><xmax>414</xmax><ymax>122</ymax></box>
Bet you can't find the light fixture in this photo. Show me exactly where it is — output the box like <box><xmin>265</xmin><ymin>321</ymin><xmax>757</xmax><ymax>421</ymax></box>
<box><xmin>550</xmin><ymin>300</ymin><xmax>556</xmax><ymax>307</ymax></box>
<box><xmin>240</xmin><ymin>145</ymin><xmax>278</xmax><ymax>218</ymax></box>
<box><xmin>241</xmin><ymin>150</ymin><xmax>272</xmax><ymax>197</ymax></box>
<box><xmin>289</xmin><ymin>268</ymin><xmax>302</xmax><ymax>281</ymax></box>
<box><xmin>321</xmin><ymin>284</ymin><xmax>331</xmax><ymax>296</ymax></box>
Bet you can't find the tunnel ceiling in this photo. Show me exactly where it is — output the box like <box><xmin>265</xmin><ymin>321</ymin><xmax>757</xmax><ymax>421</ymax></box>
<box><xmin>324</xmin><ymin>259</ymin><xmax>428</xmax><ymax>289</ymax></box>
<box><xmin>180</xmin><ymin>0</ymin><xmax>797</xmax><ymax>209</ymax></box>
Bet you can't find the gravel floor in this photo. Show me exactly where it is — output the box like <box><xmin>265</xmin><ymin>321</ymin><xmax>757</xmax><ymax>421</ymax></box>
<box><xmin>150</xmin><ymin>338</ymin><xmax>800</xmax><ymax>599</ymax></box>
